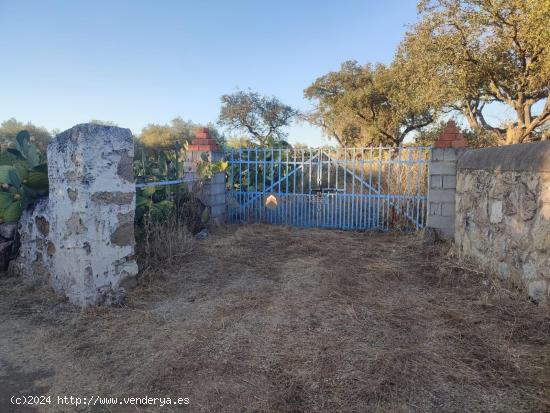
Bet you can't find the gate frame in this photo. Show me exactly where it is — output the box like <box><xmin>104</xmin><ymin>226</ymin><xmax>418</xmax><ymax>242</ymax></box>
<box><xmin>226</xmin><ymin>145</ymin><xmax>430</xmax><ymax>231</ymax></box>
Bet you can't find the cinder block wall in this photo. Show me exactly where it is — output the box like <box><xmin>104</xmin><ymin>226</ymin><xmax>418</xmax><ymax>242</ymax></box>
<box><xmin>427</xmin><ymin>121</ymin><xmax>467</xmax><ymax>238</ymax></box>
<box><xmin>455</xmin><ymin>141</ymin><xmax>550</xmax><ymax>303</ymax></box>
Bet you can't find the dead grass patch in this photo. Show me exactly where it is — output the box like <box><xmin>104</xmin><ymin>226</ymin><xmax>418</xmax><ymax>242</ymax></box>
<box><xmin>0</xmin><ymin>224</ymin><xmax>548</xmax><ymax>412</ymax></box>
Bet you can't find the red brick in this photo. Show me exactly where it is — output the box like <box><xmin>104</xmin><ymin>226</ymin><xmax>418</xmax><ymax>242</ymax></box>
<box><xmin>198</xmin><ymin>144</ymin><xmax>218</xmax><ymax>151</ymax></box>
<box><xmin>434</xmin><ymin>140</ymin><xmax>451</xmax><ymax>148</ymax></box>
<box><xmin>439</xmin><ymin>133</ymin><xmax>456</xmax><ymax>141</ymax></box>
<box><xmin>434</xmin><ymin>120</ymin><xmax>468</xmax><ymax>148</ymax></box>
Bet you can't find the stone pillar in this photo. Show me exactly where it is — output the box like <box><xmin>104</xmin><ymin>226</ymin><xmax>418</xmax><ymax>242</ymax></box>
<box><xmin>14</xmin><ymin>124</ymin><xmax>138</xmax><ymax>307</ymax></box>
<box><xmin>184</xmin><ymin>128</ymin><xmax>226</xmax><ymax>224</ymax></box>
<box><xmin>426</xmin><ymin>121</ymin><xmax>468</xmax><ymax>239</ymax></box>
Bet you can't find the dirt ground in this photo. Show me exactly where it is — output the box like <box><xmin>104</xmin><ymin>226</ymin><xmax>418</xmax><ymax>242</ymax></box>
<box><xmin>1</xmin><ymin>225</ymin><xmax>549</xmax><ymax>413</ymax></box>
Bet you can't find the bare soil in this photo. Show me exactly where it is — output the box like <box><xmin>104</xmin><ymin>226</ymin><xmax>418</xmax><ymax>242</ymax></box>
<box><xmin>1</xmin><ymin>225</ymin><xmax>549</xmax><ymax>412</ymax></box>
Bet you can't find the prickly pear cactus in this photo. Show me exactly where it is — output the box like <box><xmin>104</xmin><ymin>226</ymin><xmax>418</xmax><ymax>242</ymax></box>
<box><xmin>0</xmin><ymin>131</ymin><xmax>48</xmax><ymax>223</ymax></box>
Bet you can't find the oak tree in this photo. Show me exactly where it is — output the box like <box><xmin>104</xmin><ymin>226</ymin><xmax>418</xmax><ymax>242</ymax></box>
<box><xmin>218</xmin><ymin>90</ymin><xmax>298</xmax><ymax>146</ymax></box>
<box><xmin>398</xmin><ymin>0</ymin><xmax>550</xmax><ymax>144</ymax></box>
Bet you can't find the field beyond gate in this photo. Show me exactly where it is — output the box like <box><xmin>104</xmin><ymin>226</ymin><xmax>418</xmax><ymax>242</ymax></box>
<box><xmin>226</xmin><ymin>146</ymin><xmax>429</xmax><ymax>231</ymax></box>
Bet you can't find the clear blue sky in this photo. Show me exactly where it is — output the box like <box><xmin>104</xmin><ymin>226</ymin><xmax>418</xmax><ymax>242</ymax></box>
<box><xmin>0</xmin><ymin>0</ymin><xmax>419</xmax><ymax>146</ymax></box>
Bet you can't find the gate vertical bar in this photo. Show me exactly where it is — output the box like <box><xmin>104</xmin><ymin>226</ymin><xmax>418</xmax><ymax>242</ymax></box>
<box><xmin>319</xmin><ymin>148</ymin><xmax>323</xmax><ymax>226</ymax></box>
<box><xmin>368</xmin><ymin>147</ymin><xmax>373</xmax><ymax>228</ymax></box>
<box><xmin>285</xmin><ymin>148</ymin><xmax>289</xmax><ymax>225</ymax></box>
<box><xmin>406</xmin><ymin>148</ymin><xmax>412</xmax><ymax>230</ymax></box>
<box><xmin>415</xmin><ymin>148</ymin><xmax>421</xmax><ymax>229</ymax></box>
<box><xmin>254</xmin><ymin>147</ymin><xmax>258</xmax><ymax>223</ymax></box>
<box><xmin>266</xmin><ymin>148</ymin><xmax>267</xmax><ymax>222</ymax></box>
<box><xmin>359</xmin><ymin>148</ymin><xmax>365</xmax><ymax>229</ymax></box>
<box><xmin>293</xmin><ymin>149</ymin><xmax>297</xmax><ymax>226</ymax></box>
<box><xmin>352</xmin><ymin>148</ymin><xmax>356</xmax><ymax>229</ymax></box>
<box><xmin>229</xmin><ymin>148</ymin><xmax>234</xmax><ymax>222</ymax></box>
<box><xmin>344</xmin><ymin>147</ymin><xmax>348</xmax><ymax>229</ymax></box>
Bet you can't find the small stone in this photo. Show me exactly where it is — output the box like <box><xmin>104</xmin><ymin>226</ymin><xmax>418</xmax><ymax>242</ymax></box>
<box><xmin>117</xmin><ymin>151</ymin><xmax>134</xmax><ymax>182</ymax></box>
<box><xmin>519</xmin><ymin>184</ymin><xmax>537</xmax><ymax>221</ymax></box>
<box><xmin>110</xmin><ymin>223</ymin><xmax>135</xmax><ymax>246</ymax></box>
<box><xmin>91</xmin><ymin>191</ymin><xmax>134</xmax><ymax>205</ymax></box>
<box><xmin>35</xmin><ymin>216</ymin><xmax>50</xmax><ymax>236</ymax></box>
<box><xmin>67</xmin><ymin>188</ymin><xmax>78</xmax><ymax>201</ymax></box>
<box><xmin>195</xmin><ymin>228</ymin><xmax>208</xmax><ymax>240</ymax></box>
<box><xmin>489</xmin><ymin>200</ymin><xmax>503</xmax><ymax>224</ymax></box>
<box><xmin>47</xmin><ymin>241</ymin><xmax>56</xmax><ymax>256</ymax></box>
<box><xmin>119</xmin><ymin>274</ymin><xmax>137</xmax><ymax>290</ymax></box>
<box><xmin>422</xmin><ymin>227</ymin><xmax>437</xmax><ymax>245</ymax></box>
<box><xmin>0</xmin><ymin>223</ymin><xmax>17</xmax><ymax>239</ymax></box>
<box><xmin>497</xmin><ymin>262</ymin><xmax>509</xmax><ymax>280</ymax></box>
<box><xmin>96</xmin><ymin>286</ymin><xmax>126</xmax><ymax>307</ymax></box>
<box><xmin>528</xmin><ymin>280</ymin><xmax>547</xmax><ymax>304</ymax></box>
<box><xmin>0</xmin><ymin>240</ymin><xmax>14</xmax><ymax>272</ymax></box>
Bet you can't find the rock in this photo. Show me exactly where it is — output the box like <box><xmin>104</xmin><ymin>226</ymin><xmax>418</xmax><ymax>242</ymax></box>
<box><xmin>195</xmin><ymin>228</ymin><xmax>208</xmax><ymax>240</ymax></box>
<box><xmin>0</xmin><ymin>240</ymin><xmax>14</xmax><ymax>272</ymax></box>
<box><xmin>96</xmin><ymin>286</ymin><xmax>126</xmax><ymax>307</ymax></box>
<box><xmin>489</xmin><ymin>200</ymin><xmax>503</xmax><ymax>224</ymax></box>
<box><xmin>119</xmin><ymin>274</ymin><xmax>138</xmax><ymax>290</ymax></box>
<box><xmin>528</xmin><ymin>280</ymin><xmax>547</xmax><ymax>304</ymax></box>
<box><xmin>0</xmin><ymin>223</ymin><xmax>17</xmax><ymax>240</ymax></box>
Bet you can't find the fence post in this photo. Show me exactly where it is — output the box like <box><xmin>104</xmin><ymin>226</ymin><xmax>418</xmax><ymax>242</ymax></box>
<box><xmin>184</xmin><ymin>128</ymin><xmax>226</xmax><ymax>224</ymax></box>
<box><xmin>426</xmin><ymin>121</ymin><xmax>468</xmax><ymax>239</ymax></box>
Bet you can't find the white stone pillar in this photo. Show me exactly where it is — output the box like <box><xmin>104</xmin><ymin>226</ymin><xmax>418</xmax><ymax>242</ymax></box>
<box><xmin>17</xmin><ymin>124</ymin><xmax>139</xmax><ymax>306</ymax></box>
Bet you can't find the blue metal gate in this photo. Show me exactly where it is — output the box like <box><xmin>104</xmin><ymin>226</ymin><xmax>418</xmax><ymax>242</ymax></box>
<box><xmin>226</xmin><ymin>146</ymin><xmax>429</xmax><ymax>231</ymax></box>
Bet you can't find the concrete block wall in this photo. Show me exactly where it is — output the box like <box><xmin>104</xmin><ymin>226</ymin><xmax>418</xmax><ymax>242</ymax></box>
<box><xmin>427</xmin><ymin>121</ymin><xmax>467</xmax><ymax>239</ymax></box>
<box><xmin>184</xmin><ymin>128</ymin><xmax>226</xmax><ymax>224</ymax></box>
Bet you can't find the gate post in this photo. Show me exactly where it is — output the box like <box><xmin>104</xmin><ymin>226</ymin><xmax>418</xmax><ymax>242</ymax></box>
<box><xmin>426</xmin><ymin>121</ymin><xmax>468</xmax><ymax>239</ymax></box>
<box><xmin>184</xmin><ymin>128</ymin><xmax>226</xmax><ymax>224</ymax></box>
<box><xmin>12</xmin><ymin>124</ymin><xmax>138</xmax><ymax>306</ymax></box>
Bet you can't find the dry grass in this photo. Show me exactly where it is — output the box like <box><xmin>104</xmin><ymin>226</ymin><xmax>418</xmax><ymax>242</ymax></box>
<box><xmin>0</xmin><ymin>225</ymin><xmax>549</xmax><ymax>412</ymax></box>
<box><xmin>136</xmin><ymin>217</ymin><xmax>196</xmax><ymax>275</ymax></box>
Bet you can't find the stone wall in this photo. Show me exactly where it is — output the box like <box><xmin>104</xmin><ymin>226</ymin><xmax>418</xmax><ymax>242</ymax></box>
<box><xmin>11</xmin><ymin>124</ymin><xmax>138</xmax><ymax>306</ymax></box>
<box><xmin>455</xmin><ymin>141</ymin><xmax>550</xmax><ymax>303</ymax></box>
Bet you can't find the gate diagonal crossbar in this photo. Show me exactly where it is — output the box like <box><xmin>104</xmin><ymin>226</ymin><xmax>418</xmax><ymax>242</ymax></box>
<box><xmin>226</xmin><ymin>146</ymin><xmax>430</xmax><ymax>231</ymax></box>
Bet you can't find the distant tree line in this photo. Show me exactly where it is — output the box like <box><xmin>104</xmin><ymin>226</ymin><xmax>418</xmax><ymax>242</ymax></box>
<box><xmin>0</xmin><ymin>118</ymin><xmax>226</xmax><ymax>154</ymax></box>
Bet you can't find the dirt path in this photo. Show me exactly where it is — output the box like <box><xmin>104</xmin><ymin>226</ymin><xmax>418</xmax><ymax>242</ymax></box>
<box><xmin>1</xmin><ymin>225</ymin><xmax>549</xmax><ymax>412</ymax></box>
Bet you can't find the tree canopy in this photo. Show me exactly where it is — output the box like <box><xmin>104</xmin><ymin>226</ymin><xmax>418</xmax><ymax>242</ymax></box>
<box><xmin>305</xmin><ymin>0</ymin><xmax>549</xmax><ymax>147</ymax></box>
<box><xmin>218</xmin><ymin>90</ymin><xmax>298</xmax><ymax>146</ymax></box>
<box><xmin>398</xmin><ymin>0</ymin><xmax>550</xmax><ymax>144</ymax></box>
<box><xmin>304</xmin><ymin>61</ymin><xmax>435</xmax><ymax>147</ymax></box>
